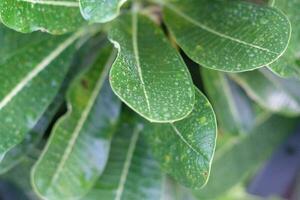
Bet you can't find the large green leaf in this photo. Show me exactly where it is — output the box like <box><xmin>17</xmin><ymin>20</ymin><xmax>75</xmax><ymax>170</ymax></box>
<box><xmin>269</xmin><ymin>0</ymin><xmax>300</xmax><ymax>78</ymax></box>
<box><xmin>193</xmin><ymin>115</ymin><xmax>297</xmax><ymax>199</ymax></box>
<box><xmin>0</xmin><ymin>0</ymin><xmax>85</xmax><ymax>34</ymax></box>
<box><xmin>83</xmin><ymin>113</ymin><xmax>162</xmax><ymax>200</ymax></box>
<box><xmin>145</xmin><ymin>88</ymin><xmax>217</xmax><ymax>189</ymax></box>
<box><xmin>0</xmin><ymin>92</ymin><xmax>62</xmax><ymax>175</ymax></box>
<box><xmin>0</xmin><ymin>37</ymin><xmax>96</xmax><ymax>173</ymax></box>
<box><xmin>31</xmin><ymin>48</ymin><xmax>121</xmax><ymax>200</ymax></box>
<box><xmin>201</xmin><ymin>68</ymin><xmax>259</xmax><ymax>135</ymax></box>
<box><xmin>0</xmin><ymin>24</ymin><xmax>42</xmax><ymax>56</ymax></box>
<box><xmin>230</xmin><ymin>68</ymin><xmax>300</xmax><ymax>116</ymax></box>
<box><xmin>80</xmin><ymin>0</ymin><xmax>127</xmax><ymax>23</ymax></box>
<box><xmin>0</xmin><ymin>25</ymin><xmax>82</xmax><ymax>158</ymax></box>
<box><xmin>162</xmin><ymin>0</ymin><xmax>291</xmax><ymax>72</ymax></box>
<box><xmin>108</xmin><ymin>12</ymin><xmax>195</xmax><ymax>123</ymax></box>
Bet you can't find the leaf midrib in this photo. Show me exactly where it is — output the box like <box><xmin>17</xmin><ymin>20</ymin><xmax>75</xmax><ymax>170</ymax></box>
<box><xmin>165</xmin><ymin>2</ymin><xmax>278</xmax><ymax>55</ymax></box>
<box><xmin>171</xmin><ymin>123</ymin><xmax>209</xmax><ymax>161</ymax></box>
<box><xmin>114</xmin><ymin>125</ymin><xmax>141</xmax><ymax>200</ymax></box>
<box><xmin>0</xmin><ymin>31</ymin><xmax>79</xmax><ymax>110</ymax></box>
<box><xmin>44</xmin><ymin>51</ymin><xmax>116</xmax><ymax>194</ymax></box>
<box><xmin>132</xmin><ymin>11</ymin><xmax>152</xmax><ymax>114</ymax></box>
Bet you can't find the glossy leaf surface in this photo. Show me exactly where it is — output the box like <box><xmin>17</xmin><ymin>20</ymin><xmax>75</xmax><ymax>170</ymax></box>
<box><xmin>0</xmin><ymin>25</ymin><xmax>79</xmax><ymax>158</ymax></box>
<box><xmin>145</xmin><ymin>88</ymin><xmax>217</xmax><ymax>189</ymax></box>
<box><xmin>0</xmin><ymin>36</ymin><xmax>98</xmax><ymax>174</ymax></box>
<box><xmin>31</xmin><ymin>48</ymin><xmax>121</xmax><ymax>200</ymax></box>
<box><xmin>269</xmin><ymin>0</ymin><xmax>300</xmax><ymax>78</ymax></box>
<box><xmin>231</xmin><ymin>69</ymin><xmax>300</xmax><ymax>116</ymax></box>
<box><xmin>80</xmin><ymin>0</ymin><xmax>127</xmax><ymax>23</ymax></box>
<box><xmin>163</xmin><ymin>0</ymin><xmax>291</xmax><ymax>72</ymax></box>
<box><xmin>0</xmin><ymin>0</ymin><xmax>85</xmax><ymax>34</ymax></box>
<box><xmin>84</xmin><ymin>114</ymin><xmax>162</xmax><ymax>200</ymax></box>
<box><xmin>108</xmin><ymin>12</ymin><xmax>195</xmax><ymax>123</ymax></box>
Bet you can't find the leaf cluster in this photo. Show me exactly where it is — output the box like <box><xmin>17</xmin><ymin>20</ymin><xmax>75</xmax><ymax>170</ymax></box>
<box><xmin>0</xmin><ymin>0</ymin><xmax>299</xmax><ymax>199</ymax></box>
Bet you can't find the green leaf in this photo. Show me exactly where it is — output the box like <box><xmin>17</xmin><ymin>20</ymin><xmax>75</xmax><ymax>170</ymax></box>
<box><xmin>162</xmin><ymin>0</ymin><xmax>291</xmax><ymax>72</ymax></box>
<box><xmin>80</xmin><ymin>0</ymin><xmax>127</xmax><ymax>23</ymax></box>
<box><xmin>193</xmin><ymin>115</ymin><xmax>297</xmax><ymax>199</ymax></box>
<box><xmin>31</xmin><ymin>48</ymin><xmax>121</xmax><ymax>200</ymax></box>
<box><xmin>0</xmin><ymin>24</ymin><xmax>41</xmax><ymax>55</ymax></box>
<box><xmin>0</xmin><ymin>0</ymin><xmax>85</xmax><ymax>34</ymax></box>
<box><xmin>84</xmin><ymin>114</ymin><xmax>162</xmax><ymax>200</ymax></box>
<box><xmin>269</xmin><ymin>0</ymin><xmax>300</xmax><ymax>78</ymax></box>
<box><xmin>145</xmin><ymin>88</ymin><xmax>217</xmax><ymax>189</ymax></box>
<box><xmin>201</xmin><ymin>68</ymin><xmax>258</xmax><ymax>135</ymax></box>
<box><xmin>108</xmin><ymin>12</ymin><xmax>195</xmax><ymax>123</ymax></box>
<box><xmin>230</xmin><ymin>68</ymin><xmax>300</xmax><ymax>116</ymax></box>
<box><xmin>0</xmin><ymin>92</ymin><xmax>62</xmax><ymax>175</ymax></box>
<box><xmin>0</xmin><ymin>25</ymin><xmax>81</xmax><ymax>158</ymax></box>
<box><xmin>0</xmin><ymin>39</ymin><xmax>90</xmax><ymax>173</ymax></box>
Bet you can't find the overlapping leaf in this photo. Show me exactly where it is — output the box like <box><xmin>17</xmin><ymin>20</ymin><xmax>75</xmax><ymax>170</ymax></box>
<box><xmin>193</xmin><ymin>115</ymin><xmax>297</xmax><ymax>199</ymax></box>
<box><xmin>0</xmin><ymin>0</ymin><xmax>85</xmax><ymax>34</ymax></box>
<box><xmin>80</xmin><ymin>0</ymin><xmax>127</xmax><ymax>23</ymax></box>
<box><xmin>145</xmin><ymin>88</ymin><xmax>217</xmax><ymax>189</ymax></box>
<box><xmin>0</xmin><ymin>92</ymin><xmax>62</xmax><ymax>175</ymax></box>
<box><xmin>0</xmin><ymin>25</ymin><xmax>81</xmax><ymax>159</ymax></box>
<box><xmin>163</xmin><ymin>0</ymin><xmax>291</xmax><ymax>72</ymax></box>
<box><xmin>31</xmin><ymin>48</ymin><xmax>121</xmax><ymax>200</ymax></box>
<box><xmin>84</xmin><ymin>114</ymin><xmax>162</xmax><ymax>200</ymax></box>
<box><xmin>269</xmin><ymin>0</ymin><xmax>300</xmax><ymax>78</ymax></box>
<box><xmin>230</xmin><ymin>68</ymin><xmax>300</xmax><ymax>116</ymax></box>
<box><xmin>201</xmin><ymin>68</ymin><xmax>258</xmax><ymax>135</ymax></box>
<box><xmin>0</xmin><ymin>40</ymin><xmax>93</xmax><ymax>174</ymax></box>
<box><xmin>108</xmin><ymin>12</ymin><xmax>195</xmax><ymax>123</ymax></box>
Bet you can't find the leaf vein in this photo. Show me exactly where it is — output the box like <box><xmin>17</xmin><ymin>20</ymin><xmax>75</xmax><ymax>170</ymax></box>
<box><xmin>132</xmin><ymin>10</ymin><xmax>152</xmax><ymax>114</ymax></box>
<box><xmin>114</xmin><ymin>124</ymin><xmax>141</xmax><ymax>200</ymax></box>
<box><xmin>46</xmin><ymin>50</ymin><xmax>116</xmax><ymax>190</ymax></box>
<box><xmin>0</xmin><ymin>31</ymin><xmax>80</xmax><ymax>110</ymax></box>
<box><xmin>166</xmin><ymin>3</ymin><xmax>278</xmax><ymax>55</ymax></box>
<box><xmin>171</xmin><ymin>124</ymin><xmax>209</xmax><ymax>161</ymax></box>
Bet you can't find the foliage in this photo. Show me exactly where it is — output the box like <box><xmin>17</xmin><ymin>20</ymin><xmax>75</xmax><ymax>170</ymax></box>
<box><xmin>0</xmin><ymin>0</ymin><xmax>299</xmax><ymax>199</ymax></box>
